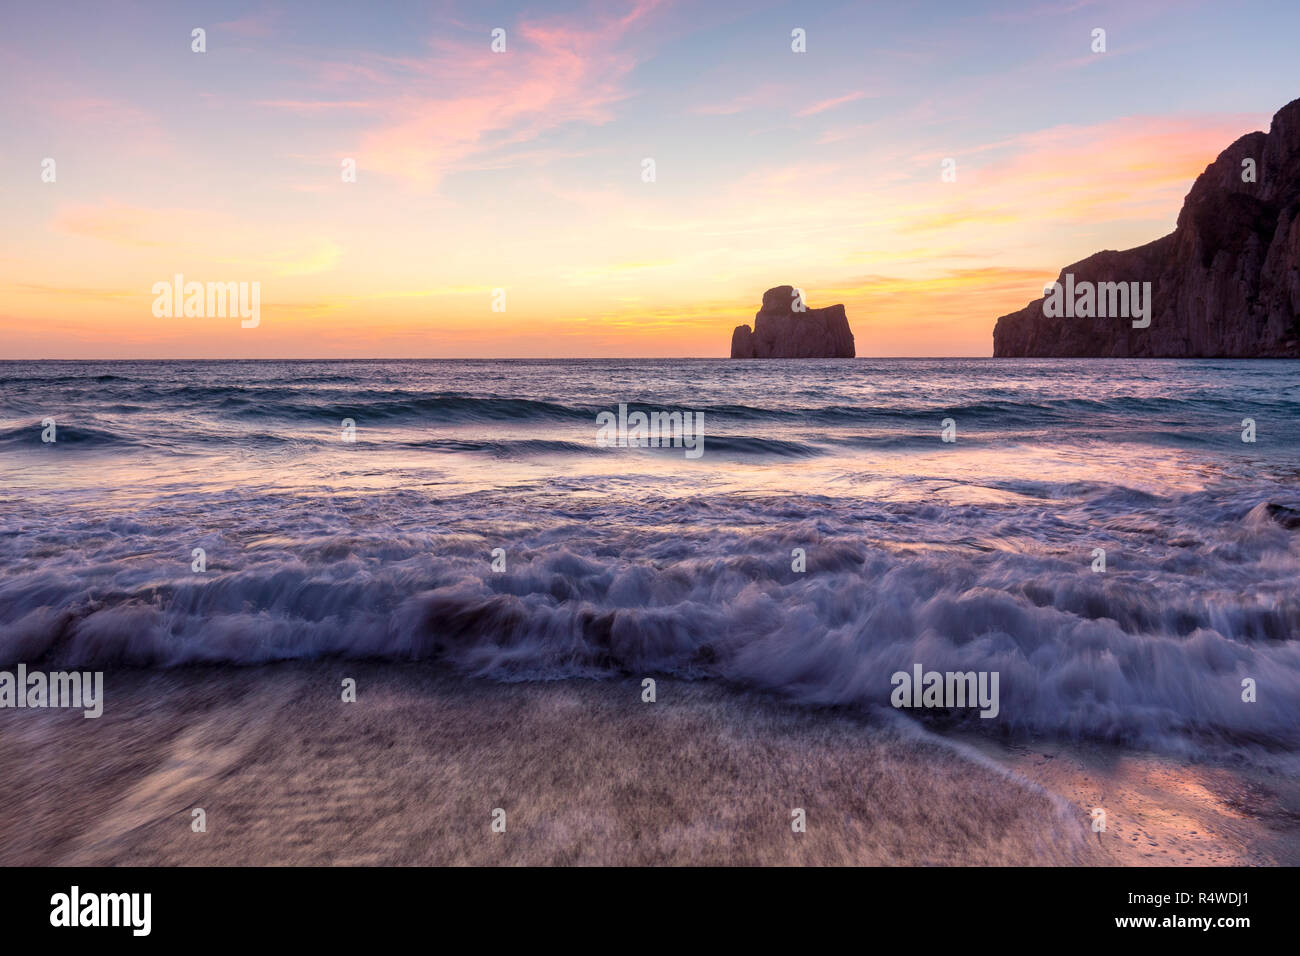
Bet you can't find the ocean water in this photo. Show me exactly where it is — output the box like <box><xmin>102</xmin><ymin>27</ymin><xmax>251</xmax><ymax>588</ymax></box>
<box><xmin>2</xmin><ymin>358</ymin><xmax>1298</xmax><ymax>757</ymax></box>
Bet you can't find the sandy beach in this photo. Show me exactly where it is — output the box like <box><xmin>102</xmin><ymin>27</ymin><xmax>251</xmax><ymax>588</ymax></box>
<box><xmin>1</xmin><ymin>663</ymin><xmax>1294</xmax><ymax>866</ymax></box>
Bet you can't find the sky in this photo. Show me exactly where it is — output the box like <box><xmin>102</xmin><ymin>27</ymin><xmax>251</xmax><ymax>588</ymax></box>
<box><xmin>1</xmin><ymin>0</ymin><xmax>1298</xmax><ymax>358</ymax></box>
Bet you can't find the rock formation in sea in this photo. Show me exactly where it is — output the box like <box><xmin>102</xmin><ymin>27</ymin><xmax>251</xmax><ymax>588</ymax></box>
<box><xmin>731</xmin><ymin>285</ymin><xmax>856</xmax><ymax>358</ymax></box>
<box><xmin>993</xmin><ymin>97</ymin><xmax>1300</xmax><ymax>357</ymax></box>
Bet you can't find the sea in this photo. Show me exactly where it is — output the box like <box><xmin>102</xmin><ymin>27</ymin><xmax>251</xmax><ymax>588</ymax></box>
<box><xmin>2</xmin><ymin>358</ymin><xmax>1297</xmax><ymax>760</ymax></box>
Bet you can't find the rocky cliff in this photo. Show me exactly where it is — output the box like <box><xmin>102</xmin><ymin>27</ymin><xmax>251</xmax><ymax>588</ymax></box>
<box><xmin>731</xmin><ymin>286</ymin><xmax>855</xmax><ymax>358</ymax></box>
<box><xmin>993</xmin><ymin>97</ymin><xmax>1300</xmax><ymax>357</ymax></box>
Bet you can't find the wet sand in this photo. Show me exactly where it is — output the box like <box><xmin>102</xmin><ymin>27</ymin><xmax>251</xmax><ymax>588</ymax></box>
<box><xmin>0</xmin><ymin>663</ymin><xmax>1292</xmax><ymax>866</ymax></box>
<box><xmin>967</xmin><ymin>735</ymin><xmax>1300</xmax><ymax>866</ymax></box>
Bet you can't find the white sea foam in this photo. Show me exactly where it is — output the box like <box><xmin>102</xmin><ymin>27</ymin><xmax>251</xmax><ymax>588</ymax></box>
<box><xmin>2</xmin><ymin>358</ymin><xmax>1298</xmax><ymax>760</ymax></box>
<box><xmin>2</xmin><ymin>483</ymin><xmax>1297</xmax><ymax>756</ymax></box>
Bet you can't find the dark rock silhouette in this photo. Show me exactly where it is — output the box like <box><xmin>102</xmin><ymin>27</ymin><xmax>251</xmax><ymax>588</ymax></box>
<box><xmin>731</xmin><ymin>286</ymin><xmax>855</xmax><ymax>358</ymax></box>
<box><xmin>994</xmin><ymin>97</ymin><xmax>1300</xmax><ymax>357</ymax></box>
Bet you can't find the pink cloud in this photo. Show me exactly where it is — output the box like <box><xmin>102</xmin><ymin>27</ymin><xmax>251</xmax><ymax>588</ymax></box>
<box><xmin>262</xmin><ymin>0</ymin><xmax>669</xmax><ymax>190</ymax></box>
<box><xmin>797</xmin><ymin>91</ymin><xmax>871</xmax><ymax>117</ymax></box>
<box><xmin>895</xmin><ymin>112</ymin><xmax>1269</xmax><ymax>234</ymax></box>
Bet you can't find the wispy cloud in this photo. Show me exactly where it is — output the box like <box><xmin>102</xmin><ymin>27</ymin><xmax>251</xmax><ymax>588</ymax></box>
<box><xmin>797</xmin><ymin>91</ymin><xmax>871</xmax><ymax>117</ymax></box>
<box><xmin>262</xmin><ymin>0</ymin><xmax>670</xmax><ymax>190</ymax></box>
<box><xmin>51</xmin><ymin>201</ymin><xmax>187</xmax><ymax>247</ymax></box>
<box><xmin>896</xmin><ymin>113</ymin><xmax>1265</xmax><ymax>234</ymax></box>
<box><xmin>50</xmin><ymin>200</ymin><xmax>345</xmax><ymax>277</ymax></box>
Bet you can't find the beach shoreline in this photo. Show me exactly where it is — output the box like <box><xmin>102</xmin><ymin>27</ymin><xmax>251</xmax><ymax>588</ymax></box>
<box><xmin>2</xmin><ymin>662</ymin><xmax>1293</xmax><ymax>866</ymax></box>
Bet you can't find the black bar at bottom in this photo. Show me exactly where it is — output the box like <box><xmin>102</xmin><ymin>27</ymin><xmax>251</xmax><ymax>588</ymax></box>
<box><xmin>5</xmin><ymin>865</ymin><xmax>1281</xmax><ymax>943</ymax></box>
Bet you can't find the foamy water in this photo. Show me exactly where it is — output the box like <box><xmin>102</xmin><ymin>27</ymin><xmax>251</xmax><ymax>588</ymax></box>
<box><xmin>2</xmin><ymin>358</ymin><xmax>1298</xmax><ymax>757</ymax></box>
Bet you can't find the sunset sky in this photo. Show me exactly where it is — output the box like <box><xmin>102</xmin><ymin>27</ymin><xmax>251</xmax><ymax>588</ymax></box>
<box><xmin>2</xmin><ymin>0</ymin><xmax>1297</xmax><ymax>358</ymax></box>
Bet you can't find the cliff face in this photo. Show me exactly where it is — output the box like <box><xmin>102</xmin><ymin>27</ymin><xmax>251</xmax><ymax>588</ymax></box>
<box><xmin>731</xmin><ymin>286</ymin><xmax>855</xmax><ymax>358</ymax></box>
<box><xmin>993</xmin><ymin>97</ymin><xmax>1300</xmax><ymax>357</ymax></box>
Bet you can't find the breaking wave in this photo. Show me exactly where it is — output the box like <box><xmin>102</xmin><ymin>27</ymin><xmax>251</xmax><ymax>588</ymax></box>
<box><xmin>3</xmin><ymin>357</ymin><xmax>1299</xmax><ymax>761</ymax></box>
<box><xmin>2</xmin><ymin>485</ymin><xmax>1297</xmax><ymax>757</ymax></box>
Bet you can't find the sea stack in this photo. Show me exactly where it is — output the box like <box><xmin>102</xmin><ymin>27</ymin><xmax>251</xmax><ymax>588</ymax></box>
<box><xmin>993</xmin><ymin>97</ymin><xmax>1300</xmax><ymax>358</ymax></box>
<box><xmin>731</xmin><ymin>285</ymin><xmax>856</xmax><ymax>358</ymax></box>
